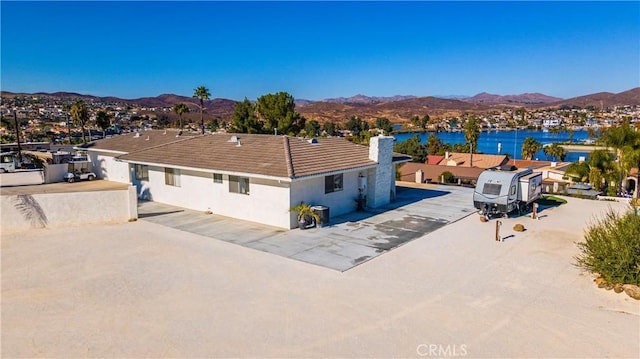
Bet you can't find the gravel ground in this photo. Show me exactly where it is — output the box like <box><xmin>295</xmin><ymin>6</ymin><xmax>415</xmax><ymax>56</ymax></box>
<box><xmin>2</xmin><ymin>196</ymin><xmax>638</xmax><ymax>358</ymax></box>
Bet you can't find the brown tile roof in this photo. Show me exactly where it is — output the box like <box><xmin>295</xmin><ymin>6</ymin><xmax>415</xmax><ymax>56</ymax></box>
<box><xmin>399</xmin><ymin>162</ymin><xmax>485</xmax><ymax>182</ymax></box>
<box><xmin>443</xmin><ymin>152</ymin><xmax>508</xmax><ymax>169</ymax></box>
<box><xmin>82</xmin><ymin>130</ymin><xmax>196</xmax><ymax>154</ymax></box>
<box><xmin>115</xmin><ymin>133</ymin><xmax>384</xmax><ymax>179</ymax></box>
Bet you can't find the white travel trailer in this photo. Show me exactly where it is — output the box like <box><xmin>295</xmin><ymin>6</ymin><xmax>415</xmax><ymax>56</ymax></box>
<box><xmin>473</xmin><ymin>167</ymin><xmax>542</xmax><ymax>218</ymax></box>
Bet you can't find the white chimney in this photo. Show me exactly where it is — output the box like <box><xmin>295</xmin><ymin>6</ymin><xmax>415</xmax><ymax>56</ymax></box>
<box><xmin>416</xmin><ymin>169</ymin><xmax>424</xmax><ymax>184</ymax></box>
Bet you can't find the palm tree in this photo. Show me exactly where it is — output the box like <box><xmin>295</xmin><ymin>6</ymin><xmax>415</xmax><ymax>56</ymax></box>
<box><xmin>193</xmin><ymin>86</ymin><xmax>211</xmax><ymax>134</ymax></box>
<box><xmin>463</xmin><ymin>116</ymin><xmax>480</xmax><ymax>166</ymax></box>
<box><xmin>70</xmin><ymin>99</ymin><xmax>89</xmax><ymax>144</ymax></box>
<box><xmin>521</xmin><ymin>137</ymin><xmax>542</xmax><ymax>160</ymax></box>
<box><xmin>564</xmin><ymin>149</ymin><xmax>617</xmax><ymax>191</ymax></box>
<box><xmin>95</xmin><ymin>110</ymin><xmax>112</xmax><ymax>138</ymax></box>
<box><xmin>172</xmin><ymin>102</ymin><xmax>190</xmax><ymax>129</ymax></box>
<box><xmin>602</xmin><ymin>123</ymin><xmax>637</xmax><ymax>193</ymax></box>
<box><xmin>543</xmin><ymin>143</ymin><xmax>566</xmax><ymax>161</ymax></box>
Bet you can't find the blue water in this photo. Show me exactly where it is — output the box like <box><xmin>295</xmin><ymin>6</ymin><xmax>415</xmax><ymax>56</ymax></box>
<box><xmin>394</xmin><ymin>129</ymin><xmax>591</xmax><ymax>162</ymax></box>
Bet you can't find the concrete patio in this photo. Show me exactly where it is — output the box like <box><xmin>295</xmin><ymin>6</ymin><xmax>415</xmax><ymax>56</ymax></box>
<box><xmin>138</xmin><ymin>184</ymin><xmax>477</xmax><ymax>271</ymax></box>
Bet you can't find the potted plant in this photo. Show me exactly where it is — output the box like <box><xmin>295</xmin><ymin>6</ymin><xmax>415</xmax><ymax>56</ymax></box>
<box><xmin>290</xmin><ymin>202</ymin><xmax>321</xmax><ymax>230</ymax></box>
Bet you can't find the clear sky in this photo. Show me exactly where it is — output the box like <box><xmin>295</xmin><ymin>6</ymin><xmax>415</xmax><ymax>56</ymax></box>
<box><xmin>1</xmin><ymin>1</ymin><xmax>639</xmax><ymax>101</ymax></box>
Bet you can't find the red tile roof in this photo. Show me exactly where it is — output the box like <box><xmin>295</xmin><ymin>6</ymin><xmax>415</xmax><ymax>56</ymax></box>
<box><xmin>399</xmin><ymin>162</ymin><xmax>485</xmax><ymax>182</ymax></box>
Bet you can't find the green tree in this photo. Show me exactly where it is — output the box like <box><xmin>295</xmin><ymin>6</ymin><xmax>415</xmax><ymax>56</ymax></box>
<box><xmin>255</xmin><ymin>92</ymin><xmax>305</xmax><ymax>135</ymax></box>
<box><xmin>304</xmin><ymin>119</ymin><xmax>321</xmax><ymax>137</ymax></box>
<box><xmin>70</xmin><ymin>99</ymin><xmax>89</xmax><ymax>144</ymax></box>
<box><xmin>323</xmin><ymin>121</ymin><xmax>339</xmax><ymax>136</ymax></box>
<box><xmin>602</xmin><ymin>123</ymin><xmax>638</xmax><ymax>193</ymax></box>
<box><xmin>521</xmin><ymin>137</ymin><xmax>542</xmax><ymax>160</ymax></box>
<box><xmin>375</xmin><ymin>117</ymin><xmax>393</xmax><ymax>135</ymax></box>
<box><xmin>564</xmin><ymin>150</ymin><xmax>617</xmax><ymax>191</ymax></box>
<box><xmin>543</xmin><ymin>143</ymin><xmax>567</xmax><ymax>161</ymax></box>
<box><xmin>230</xmin><ymin>98</ymin><xmax>263</xmax><ymax>134</ymax></box>
<box><xmin>393</xmin><ymin>135</ymin><xmax>427</xmax><ymax>162</ymax></box>
<box><xmin>172</xmin><ymin>102</ymin><xmax>190</xmax><ymax>129</ymax></box>
<box><xmin>463</xmin><ymin>116</ymin><xmax>481</xmax><ymax>166</ymax></box>
<box><xmin>427</xmin><ymin>134</ymin><xmax>444</xmax><ymax>155</ymax></box>
<box><xmin>95</xmin><ymin>110</ymin><xmax>112</xmax><ymax>137</ymax></box>
<box><xmin>193</xmin><ymin>85</ymin><xmax>211</xmax><ymax>134</ymax></box>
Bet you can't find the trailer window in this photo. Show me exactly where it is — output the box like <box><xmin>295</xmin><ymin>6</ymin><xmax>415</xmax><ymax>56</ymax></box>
<box><xmin>482</xmin><ymin>183</ymin><xmax>502</xmax><ymax>195</ymax></box>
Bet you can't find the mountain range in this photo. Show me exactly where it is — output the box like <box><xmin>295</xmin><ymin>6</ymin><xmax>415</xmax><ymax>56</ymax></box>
<box><xmin>2</xmin><ymin>88</ymin><xmax>639</xmax><ymax>123</ymax></box>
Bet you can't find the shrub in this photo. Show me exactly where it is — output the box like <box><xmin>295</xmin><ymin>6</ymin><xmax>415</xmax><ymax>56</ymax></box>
<box><xmin>440</xmin><ymin>171</ymin><xmax>455</xmax><ymax>183</ymax></box>
<box><xmin>575</xmin><ymin>206</ymin><xmax>640</xmax><ymax>285</ymax></box>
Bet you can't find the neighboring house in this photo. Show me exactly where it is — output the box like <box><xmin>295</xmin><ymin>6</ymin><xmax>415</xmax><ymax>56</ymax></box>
<box><xmin>442</xmin><ymin>152</ymin><xmax>509</xmax><ymax>169</ymax></box>
<box><xmin>399</xmin><ymin>162</ymin><xmax>485</xmax><ymax>184</ymax></box>
<box><xmin>82</xmin><ymin>131</ymin><xmax>410</xmax><ymax>229</ymax></box>
<box><xmin>507</xmin><ymin>159</ymin><xmax>573</xmax><ymax>193</ymax></box>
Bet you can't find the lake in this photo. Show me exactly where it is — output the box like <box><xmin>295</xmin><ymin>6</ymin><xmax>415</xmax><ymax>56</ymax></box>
<box><xmin>393</xmin><ymin>129</ymin><xmax>591</xmax><ymax>162</ymax></box>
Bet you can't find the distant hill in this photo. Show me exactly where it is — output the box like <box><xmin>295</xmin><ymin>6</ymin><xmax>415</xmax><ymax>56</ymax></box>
<box><xmin>2</xmin><ymin>88</ymin><xmax>638</xmax><ymax>125</ymax></box>
<box><xmin>321</xmin><ymin>94</ymin><xmax>417</xmax><ymax>105</ymax></box>
<box><xmin>464</xmin><ymin>92</ymin><xmax>563</xmax><ymax>105</ymax></box>
<box><xmin>549</xmin><ymin>87</ymin><xmax>640</xmax><ymax>108</ymax></box>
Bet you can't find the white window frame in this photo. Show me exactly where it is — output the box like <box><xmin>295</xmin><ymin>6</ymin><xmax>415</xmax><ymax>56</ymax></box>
<box><xmin>164</xmin><ymin>168</ymin><xmax>181</xmax><ymax>187</ymax></box>
<box><xmin>229</xmin><ymin>175</ymin><xmax>250</xmax><ymax>195</ymax></box>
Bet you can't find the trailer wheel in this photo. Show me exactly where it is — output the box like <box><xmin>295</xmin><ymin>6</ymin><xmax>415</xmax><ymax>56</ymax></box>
<box><xmin>88</xmin><ymin>175</ymin><xmax>95</xmax><ymax>181</ymax></box>
<box><xmin>68</xmin><ymin>178</ymin><xmax>74</xmax><ymax>183</ymax></box>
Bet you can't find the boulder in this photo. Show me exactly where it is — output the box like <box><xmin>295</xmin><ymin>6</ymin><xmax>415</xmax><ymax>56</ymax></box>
<box><xmin>513</xmin><ymin>223</ymin><xmax>525</xmax><ymax>232</ymax></box>
<box><xmin>480</xmin><ymin>216</ymin><xmax>488</xmax><ymax>223</ymax></box>
<box><xmin>613</xmin><ymin>284</ymin><xmax>624</xmax><ymax>294</ymax></box>
<box><xmin>622</xmin><ymin>284</ymin><xmax>640</xmax><ymax>300</ymax></box>
<box><xmin>594</xmin><ymin>276</ymin><xmax>605</xmax><ymax>286</ymax></box>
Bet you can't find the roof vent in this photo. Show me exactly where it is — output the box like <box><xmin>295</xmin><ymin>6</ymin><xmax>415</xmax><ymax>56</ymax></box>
<box><xmin>176</xmin><ymin>130</ymin><xmax>182</xmax><ymax>137</ymax></box>
<box><xmin>229</xmin><ymin>135</ymin><xmax>240</xmax><ymax>143</ymax></box>
<box><xmin>236</xmin><ymin>139</ymin><xmax>241</xmax><ymax>147</ymax></box>
<box><xmin>307</xmin><ymin>138</ymin><xmax>318</xmax><ymax>144</ymax></box>
<box><xmin>134</xmin><ymin>132</ymin><xmax>141</xmax><ymax>138</ymax></box>
<box><xmin>145</xmin><ymin>135</ymin><xmax>150</xmax><ymax>141</ymax></box>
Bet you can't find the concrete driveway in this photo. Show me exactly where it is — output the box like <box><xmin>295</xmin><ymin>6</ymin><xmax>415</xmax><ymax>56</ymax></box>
<box><xmin>138</xmin><ymin>184</ymin><xmax>476</xmax><ymax>271</ymax></box>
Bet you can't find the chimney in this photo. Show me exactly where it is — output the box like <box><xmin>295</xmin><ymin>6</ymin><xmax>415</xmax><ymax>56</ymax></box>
<box><xmin>445</xmin><ymin>152</ymin><xmax>449</xmax><ymax>159</ymax></box>
<box><xmin>368</xmin><ymin>135</ymin><xmax>394</xmax><ymax>208</ymax></box>
<box><xmin>416</xmin><ymin>169</ymin><xmax>424</xmax><ymax>184</ymax></box>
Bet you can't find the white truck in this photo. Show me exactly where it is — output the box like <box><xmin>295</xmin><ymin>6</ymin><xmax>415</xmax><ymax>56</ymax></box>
<box><xmin>473</xmin><ymin>167</ymin><xmax>542</xmax><ymax>218</ymax></box>
<box><xmin>0</xmin><ymin>152</ymin><xmax>19</xmax><ymax>173</ymax></box>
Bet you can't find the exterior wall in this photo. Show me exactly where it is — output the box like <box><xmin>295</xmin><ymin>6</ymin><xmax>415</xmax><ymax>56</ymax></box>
<box><xmin>1</xmin><ymin>186</ymin><xmax>137</xmax><ymax>232</ymax></box>
<box><xmin>89</xmin><ymin>151</ymin><xmax>130</xmax><ymax>183</ymax></box>
<box><xmin>0</xmin><ymin>170</ymin><xmax>45</xmax><ymax>187</ymax></box>
<box><xmin>138</xmin><ymin>166</ymin><xmax>292</xmax><ymax>229</ymax></box>
<box><xmin>44</xmin><ymin>163</ymin><xmax>68</xmax><ymax>183</ymax></box>
<box><xmin>290</xmin><ymin>169</ymin><xmax>364</xmax><ymax>228</ymax></box>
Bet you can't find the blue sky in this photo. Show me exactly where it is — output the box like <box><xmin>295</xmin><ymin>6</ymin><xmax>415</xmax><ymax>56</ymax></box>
<box><xmin>1</xmin><ymin>1</ymin><xmax>639</xmax><ymax>101</ymax></box>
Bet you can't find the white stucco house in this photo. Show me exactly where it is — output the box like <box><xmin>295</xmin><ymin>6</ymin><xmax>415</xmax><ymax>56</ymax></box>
<box><xmin>82</xmin><ymin>131</ymin><xmax>410</xmax><ymax>229</ymax></box>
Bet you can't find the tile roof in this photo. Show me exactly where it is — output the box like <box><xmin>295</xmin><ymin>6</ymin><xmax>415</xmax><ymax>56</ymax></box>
<box><xmin>112</xmin><ymin>133</ymin><xmax>387</xmax><ymax>179</ymax></box>
<box><xmin>443</xmin><ymin>152</ymin><xmax>508</xmax><ymax>169</ymax></box>
<box><xmin>399</xmin><ymin>162</ymin><xmax>485</xmax><ymax>182</ymax></box>
<box><xmin>82</xmin><ymin>130</ymin><xmax>196</xmax><ymax>154</ymax></box>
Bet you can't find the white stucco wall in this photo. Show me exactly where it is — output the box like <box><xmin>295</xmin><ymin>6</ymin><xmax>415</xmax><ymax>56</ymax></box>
<box><xmin>89</xmin><ymin>152</ymin><xmax>130</xmax><ymax>183</ymax></box>
<box><xmin>1</xmin><ymin>186</ymin><xmax>137</xmax><ymax>232</ymax></box>
<box><xmin>367</xmin><ymin>136</ymin><xmax>394</xmax><ymax>207</ymax></box>
<box><xmin>290</xmin><ymin>169</ymin><xmax>365</xmax><ymax>226</ymax></box>
<box><xmin>139</xmin><ymin>166</ymin><xmax>293</xmax><ymax>229</ymax></box>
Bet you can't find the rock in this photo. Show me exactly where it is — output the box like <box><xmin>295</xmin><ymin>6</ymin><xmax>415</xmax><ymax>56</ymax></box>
<box><xmin>604</xmin><ymin>282</ymin><xmax>614</xmax><ymax>290</ymax></box>
<box><xmin>480</xmin><ymin>216</ymin><xmax>488</xmax><ymax>223</ymax></box>
<box><xmin>598</xmin><ymin>281</ymin><xmax>608</xmax><ymax>289</ymax></box>
<box><xmin>594</xmin><ymin>276</ymin><xmax>605</xmax><ymax>286</ymax></box>
<box><xmin>622</xmin><ymin>284</ymin><xmax>640</xmax><ymax>300</ymax></box>
<box><xmin>613</xmin><ymin>284</ymin><xmax>624</xmax><ymax>293</ymax></box>
<box><xmin>513</xmin><ymin>223</ymin><xmax>525</xmax><ymax>232</ymax></box>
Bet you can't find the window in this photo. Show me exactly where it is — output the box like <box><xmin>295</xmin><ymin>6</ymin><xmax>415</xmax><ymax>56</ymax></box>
<box><xmin>325</xmin><ymin>174</ymin><xmax>343</xmax><ymax>194</ymax></box>
<box><xmin>482</xmin><ymin>183</ymin><xmax>501</xmax><ymax>196</ymax></box>
<box><xmin>135</xmin><ymin>164</ymin><xmax>149</xmax><ymax>181</ymax></box>
<box><xmin>510</xmin><ymin>185</ymin><xmax>517</xmax><ymax>196</ymax></box>
<box><xmin>229</xmin><ymin>175</ymin><xmax>249</xmax><ymax>195</ymax></box>
<box><xmin>213</xmin><ymin>173</ymin><xmax>223</xmax><ymax>183</ymax></box>
<box><xmin>164</xmin><ymin>168</ymin><xmax>181</xmax><ymax>187</ymax></box>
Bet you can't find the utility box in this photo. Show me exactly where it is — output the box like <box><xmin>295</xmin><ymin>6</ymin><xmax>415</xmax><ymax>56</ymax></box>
<box><xmin>311</xmin><ymin>206</ymin><xmax>330</xmax><ymax>227</ymax></box>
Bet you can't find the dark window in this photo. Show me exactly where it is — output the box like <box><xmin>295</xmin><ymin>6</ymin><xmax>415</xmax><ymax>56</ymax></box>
<box><xmin>229</xmin><ymin>175</ymin><xmax>249</xmax><ymax>195</ymax></box>
<box><xmin>213</xmin><ymin>173</ymin><xmax>223</xmax><ymax>183</ymax></box>
<box><xmin>325</xmin><ymin>174</ymin><xmax>343</xmax><ymax>194</ymax></box>
<box><xmin>482</xmin><ymin>183</ymin><xmax>501</xmax><ymax>195</ymax></box>
<box><xmin>135</xmin><ymin>164</ymin><xmax>149</xmax><ymax>181</ymax></box>
<box><xmin>164</xmin><ymin>168</ymin><xmax>181</xmax><ymax>187</ymax></box>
